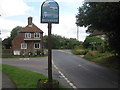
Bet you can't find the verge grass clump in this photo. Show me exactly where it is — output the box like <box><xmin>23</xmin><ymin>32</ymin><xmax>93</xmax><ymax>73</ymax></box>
<box><xmin>2</xmin><ymin>64</ymin><xmax>68</xmax><ymax>88</ymax></box>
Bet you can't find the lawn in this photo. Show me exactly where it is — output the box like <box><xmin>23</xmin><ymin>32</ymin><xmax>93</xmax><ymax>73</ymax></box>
<box><xmin>2</xmin><ymin>64</ymin><xmax>68</xmax><ymax>89</ymax></box>
<box><xmin>2</xmin><ymin>54</ymin><xmax>47</xmax><ymax>58</ymax></box>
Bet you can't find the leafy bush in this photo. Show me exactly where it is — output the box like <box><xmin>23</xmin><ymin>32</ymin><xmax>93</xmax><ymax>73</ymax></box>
<box><xmin>72</xmin><ymin>49</ymin><xmax>88</xmax><ymax>55</ymax></box>
<box><xmin>87</xmin><ymin>50</ymin><xmax>98</xmax><ymax>57</ymax></box>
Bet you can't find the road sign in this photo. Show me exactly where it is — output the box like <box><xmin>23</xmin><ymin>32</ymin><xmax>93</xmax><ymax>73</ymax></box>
<box><xmin>41</xmin><ymin>0</ymin><xmax>59</xmax><ymax>85</ymax></box>
<box><xmin>41</xmin><ymin>0</ymin><xmax>59</xmax><ymax>23</ymax></box>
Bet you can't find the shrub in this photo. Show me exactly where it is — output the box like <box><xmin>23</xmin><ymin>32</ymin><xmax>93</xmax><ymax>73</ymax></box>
<box><xmin>87</xmin><ymin>50</ymin><xmax>98</xmax><ymax>57</ymax></box>
<box><xmin>72</xmin><ymin>49</ymin><xmax>88</xmax><ymax>55</ymax></box>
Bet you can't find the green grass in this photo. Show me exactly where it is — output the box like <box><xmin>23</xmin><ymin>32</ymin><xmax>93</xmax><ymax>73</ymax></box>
<box><xmin>2</xmin><ymin>54</ymin><xmax>47</xmax><ymax>58</ymax></box>
<box><xmin>83</xmin><ymin>51</ymin><xmax>120</xmax><ymax>71</ymax></box>
<box><xmin>2</xmin><ymin>64</ymin><xmax>68</xmax><ymax>88</ymax></box>
<box><xmin>72</xmin><ymin>49</ymin><xmax>87</xmax><ymax>55</ymax></box>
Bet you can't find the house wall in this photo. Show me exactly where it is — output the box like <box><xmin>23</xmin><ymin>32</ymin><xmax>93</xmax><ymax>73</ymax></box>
<box><xmin>12</xmin><ymin>33</ymin><xmax>24</xmax><ymax>51</ymax></box>
<box><xmin>12</xmin><ymin>32</ymin><xmax>43</xmax><ymax>55</ymax></box>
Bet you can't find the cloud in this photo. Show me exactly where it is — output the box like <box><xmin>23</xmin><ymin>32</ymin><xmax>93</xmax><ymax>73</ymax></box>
<box><xmin>0</xmin><ymin>0</ymin><xmax>32</xmax><ymax>17</ymax></box>
<box><xmin>0</xmin><ymin>18</ymin><xmax>25</xmax><ymax>39</ymax></box>
<box><xmin>0</xmin><ymin>0</ymin><xmax>88</xmax><ymax>41</ymax></box>
<box><xmin>33</xmin><ymin>14</ymin><xmax>88</xmax><ymax>41</ymax></box>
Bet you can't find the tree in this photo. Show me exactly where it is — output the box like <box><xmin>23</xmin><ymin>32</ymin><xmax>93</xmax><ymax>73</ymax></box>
<box><xmin>2</xmin><ymin>37</ymin><xmax>12</xmax><ymax>49</ymax></box>
<box><xmin>10</xmin><ymin>26</ymin><xmax>22</xmax><ymax>40</ymax></box>
<box><xmin>83</xmin><ymin>36</ymin><xmax>104</xmax><ymax>51</ymax></box>
<box><xmin>76</xmin><ymin>2</ymin><xmax>120</xmax><ymax>56</ymax></box>
<box><xmin>2</xmin><ymin>26</ymin><xmax>22</xmax><ymax>49</ymax></box>
<box><xmin>43</xmin><ymin>34</ymin><xmax>82</xmax><ymax>49</ymax></box>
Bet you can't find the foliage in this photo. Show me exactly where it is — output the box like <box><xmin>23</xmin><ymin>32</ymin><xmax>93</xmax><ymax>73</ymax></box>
<box><xmin>83</xmin><ymin>36</ymin><xmax>104</xmax><ymax>51</ymax></box>
<box><xmin>43</xmin><ymin>34</ymin><xmax>82</xmax><ymax>49</ymax></box>
<box><xmin>83</xmin><ymin>52</ymin><xmax>119</xmax><ymax>70</ymax></box>
<box><xmin>10</xmin><ymin>26</ymin><xmax>22</xmax><ymax>40</ymax></box>
<box><xmin>2</xmin><ymin>64</ymin><xmax>68</xmax><ymax>88</ymax></box>
<box><xmin>2</xmin><ymin>37</ymin><xmax>12</xmax><ymax>49</ymax></box>
<box><xmin>2</xmin><ymin>26</ymin><xmax>22</xmax><ymax>49</ymax></box>
<box><xmin>72</xmin><ymin>49</ymin><xmax>87</xmax><ymax>55</ymax></box>
<box><xmin>76</xmin><ymin>2</ymin><xmax>120</xmax><ymax>56</ymax></box>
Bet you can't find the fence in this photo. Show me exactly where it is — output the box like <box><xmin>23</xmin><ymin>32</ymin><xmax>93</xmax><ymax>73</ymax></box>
<box><xmin>2</xmin><ymin>49</ymin><xmax>13</xmax><ymax>55</ymax></box>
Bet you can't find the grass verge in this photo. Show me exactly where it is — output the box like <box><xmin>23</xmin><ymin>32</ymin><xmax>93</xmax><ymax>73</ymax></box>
<box><xmin>2</xmin><ymin>64</ymin><xmax>68</xmax><ymax>89</ymax></box>
<box><xmin>2</xmin><ymin>54</ymin><xmax>47</xmax><ymax>58</ymax></box>
<box><xmin>83</xmin><ymin>51</ymin><xmax>120</xmax><ymax>71</ymax></box>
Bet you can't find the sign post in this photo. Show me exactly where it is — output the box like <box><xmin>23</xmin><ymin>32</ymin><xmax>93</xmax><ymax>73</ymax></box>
<box><xmin>41</xmin><ymin>0</ymin><xmax>59</xmax><ymax>84</ymax></box>
<box><xmin>48</xmin><ymin>22</ymin><xmax>52</xmax><ymax>82</ymax></box>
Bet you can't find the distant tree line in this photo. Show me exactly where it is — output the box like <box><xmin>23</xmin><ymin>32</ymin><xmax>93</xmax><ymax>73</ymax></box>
<box><xmin>43</xmin><ymin>34</ymin><xmax>83</xmax><ymax>49</ymax></box>
<box><xmin>2</xmin><ymin>26</ymin><xmax>82</xmax><ymax>49</ymax></box>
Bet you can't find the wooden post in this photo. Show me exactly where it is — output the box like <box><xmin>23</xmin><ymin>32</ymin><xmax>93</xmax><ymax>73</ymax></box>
<box><xmin>48</xmin><ymin>22</ymin><xmax>52</xmax><ymax>83</ymax></box>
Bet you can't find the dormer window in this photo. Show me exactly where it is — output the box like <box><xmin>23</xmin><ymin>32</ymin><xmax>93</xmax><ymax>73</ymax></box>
<box><xmin>34</xmin><ymin>33</ymin><xmax>40</xmax><ymax>38</ymax></box>
<box><xmin>25</xmin><ymin>33</ymin><xmax>31</xmax><ymax>38</ymax></box>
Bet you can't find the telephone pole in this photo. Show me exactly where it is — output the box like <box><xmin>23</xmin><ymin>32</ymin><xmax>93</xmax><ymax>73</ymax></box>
<box><xmin>77</xmin><ymin>25</ymin><xmax>79</xmax><ymax>40</ymax></box>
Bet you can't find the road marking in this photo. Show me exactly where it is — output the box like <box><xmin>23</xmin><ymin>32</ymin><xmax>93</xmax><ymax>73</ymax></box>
<box><xmin>78</xmin><ymin>64</ymin><xmax>82</xmax><ymax>67</ymax></box>
<box><xmin>19</xmin><ymin>58</ymin><xmax>30</xmax><ymax>60</ymax></box>
<box><xmin>52</xmin><ymin>60</ymin><xmax>77</xmax><ymax>89</ymax></box>
<box><xmin>78</xmin><ymin>64</ymin><xmax>89</xmax><ymax>71</ymax></box>
<box><xmin>57</xmin><ymin>50</ymin><xmax>72</xmax><ymax>54</ymax></box>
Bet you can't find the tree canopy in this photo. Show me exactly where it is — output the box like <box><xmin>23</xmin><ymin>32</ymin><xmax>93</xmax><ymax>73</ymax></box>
<box><xmin>2</xmin><ymin>26</ymin><xmax>22</xmax><ymax>49</ymax></box>
<box><xmin>10</xmin><ymin>26</ymin><xmax>22</xmax><ymax>40</ymax></box>
<box><xmin>43</xmin><ymin>34</ymin><xmax>82</xmax><ymax>49</ymax></box>
<box><xmin>76</xmin><ymin>2</ymin><xmax>120</xmax><ymax>56</ymax></box>
<box><xmin>83</xmin><ymin>36</ymin><xmax>104</xmax><ymax>51</ymax></box>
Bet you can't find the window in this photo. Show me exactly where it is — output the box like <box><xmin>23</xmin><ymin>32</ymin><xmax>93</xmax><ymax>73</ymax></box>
<box><xmin>25</xmin><ymin>33</ymin><xmax>31</xmax><ymax>38</ymax></box>
<box><xmin>34</xmin><ymin>43</ymin><xmax>40</xmax><ymax>49</ymax></box>
<box><xmin>21</xmin><ymin>43</ymin><xmax>27</xmax><ymax>49</ymax></box>
<box><xmin>34</xmin><ymin>33</ymin><xmax>40</xmax><ymax>38</ymax></box>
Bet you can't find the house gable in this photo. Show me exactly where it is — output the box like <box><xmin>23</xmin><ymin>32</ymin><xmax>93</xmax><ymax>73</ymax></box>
<box><xmin>12</xmin><ymin>17</ymin><xmax>44</xmax><ymax>55</ymax></box>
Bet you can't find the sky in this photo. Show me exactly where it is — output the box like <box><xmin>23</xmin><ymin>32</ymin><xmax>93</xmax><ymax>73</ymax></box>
<box><xmin>0</xmin><ymin>0</ymin><xmax>89</xmax><ymax>41</ymax></box>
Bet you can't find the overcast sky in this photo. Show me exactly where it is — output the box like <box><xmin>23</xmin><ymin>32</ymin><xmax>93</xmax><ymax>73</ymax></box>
<box><xmin>0</xmin><ymin>0</ymin><xmax>89</xmax><ymax>41</ymax></box>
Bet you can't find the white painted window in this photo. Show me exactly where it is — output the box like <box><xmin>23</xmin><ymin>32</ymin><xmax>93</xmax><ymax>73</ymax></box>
<box><xmin>21</xmin><ymin>43</ymin><xmax>27</xmax><ymax>49</ymax></box>
<box><xmin>34</xmin><ymin>43</ymin><xmax>40</xmax><ymax>49</ymax></box>
<box><xmin>34</xmin><ymin>33</ymin><xmax>40</xmax><ymax>38</ymax></box>
<box><xmin>25</xmin><ymin>33</ymin><xmax>31</xmax><ymax>38</ymax></box>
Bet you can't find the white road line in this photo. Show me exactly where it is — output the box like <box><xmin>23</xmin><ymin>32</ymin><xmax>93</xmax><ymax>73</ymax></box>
<box><xmin>52</xmin><ymin>60</ymin><xmax>77</xmax><ymax>89</ymax></box>
<box><xmin>78</xmin><ymin>64</ymin><xmax>89</xmax><ymax>70</ymax></box>
<box><xmin>57</xmin><ymin>50</ymin><xmax>71</xmax><ymax>54</ymax></box>
<box><xmin>19</xmin><ymin>58</ymin><xmax>30</xmax><ymax>60</ymax></box>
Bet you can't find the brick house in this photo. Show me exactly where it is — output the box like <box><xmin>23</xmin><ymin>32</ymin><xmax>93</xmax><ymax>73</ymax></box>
<box><xmin>12</xmin><ymin>17</ymin><xmax>44</xmax><ymax>55</ymax></box>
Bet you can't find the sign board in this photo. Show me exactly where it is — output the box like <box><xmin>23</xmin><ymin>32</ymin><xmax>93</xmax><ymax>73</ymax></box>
<box><xmin>41</xmin><ymin>0</ymin><xmax>59</xmax><ymax>23</ymax></box>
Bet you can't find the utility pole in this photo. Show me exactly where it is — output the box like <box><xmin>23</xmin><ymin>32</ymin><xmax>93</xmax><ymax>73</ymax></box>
<box><xmin>77</xmin><ymin>25</ymin><xmax>79</xmax><ymax>40</ymax></box>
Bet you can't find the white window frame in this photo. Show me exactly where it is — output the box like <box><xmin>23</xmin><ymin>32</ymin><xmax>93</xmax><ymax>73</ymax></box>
<box><xmin>34</xmin><ymin>33</ymin><xmax>40</xmax><ymax>38</ymax></box>
<box><xmin>34</xmin><ymin>43</ymin><xmax>40</xmax><ymax>49</ymax></box>
<box><xmin>25</xmin><ymin>33</ymin><xmax>31</xmax><ymax>38</ymax></box>
<box><xmin>21</xmin><ymin>43</ymin><xmax>27</xmax><ymax>49</ymax></box>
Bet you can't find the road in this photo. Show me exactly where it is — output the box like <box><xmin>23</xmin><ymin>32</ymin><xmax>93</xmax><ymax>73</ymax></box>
<box><xmin>52</xmin><ymin>50</ymin><xmax>119</xmax><ymax>88</ymax></box>
<box><xmin>2</xmin><ymin>50</ymin><xmax>119</xmax><ymax>89</ymax></box>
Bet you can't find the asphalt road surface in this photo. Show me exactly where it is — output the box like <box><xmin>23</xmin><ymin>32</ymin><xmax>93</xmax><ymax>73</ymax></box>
<box><xmin>52</xmin><ymin>50</ymin><xmax>119</xmax><ymax>88</ymax></box>
<box><xmin>2</xmin><ymin>50</ymin><xmax>119</xmax><ymax>89</ymax></box>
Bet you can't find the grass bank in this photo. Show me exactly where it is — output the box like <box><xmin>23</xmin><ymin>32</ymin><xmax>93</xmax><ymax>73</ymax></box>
<box><xmin>72</xmin><ymin>49</ymin><xmax>119</xmax><ymax>71</ymax></box>
<box><xmin>2</xmin><ymin>64</ymin><xmax>68</xmax><ymax>88</ymax></box>
<box><xmin>2</xmin><ymin>54</ymin><xmax>47</xmax><ymax>58</ymax></box>
<box><xmin>84</xmin><ymin>52</ymin><xmax>119</xmax><ymax>71</ymax></box>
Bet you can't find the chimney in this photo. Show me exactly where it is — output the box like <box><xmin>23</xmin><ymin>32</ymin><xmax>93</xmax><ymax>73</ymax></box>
<box><xmin>28</xmin><ymin>17</ymin><xmax>32</xmax><ymax>25</ymax></box>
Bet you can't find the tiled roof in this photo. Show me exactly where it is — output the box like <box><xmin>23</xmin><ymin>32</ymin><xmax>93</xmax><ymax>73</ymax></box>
<box><xmin>20</xmin><ymin>24</ymin><xmax>43</xmax><ymax>33</ymax></box>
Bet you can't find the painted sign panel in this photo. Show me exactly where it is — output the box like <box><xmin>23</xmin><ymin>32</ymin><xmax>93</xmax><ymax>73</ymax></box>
<box><xmin>41</xmin><ymin>0</ymin><xmax>59</xmax><ymax>23</ymax></box>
